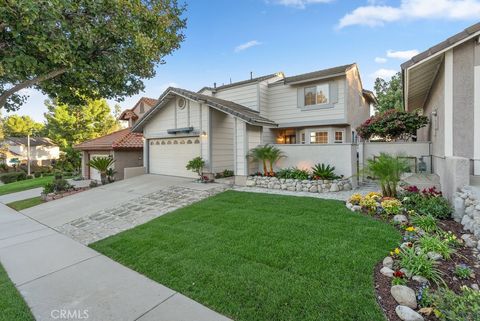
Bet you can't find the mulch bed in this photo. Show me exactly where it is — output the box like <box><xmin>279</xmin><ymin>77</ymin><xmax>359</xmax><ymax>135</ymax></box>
<box><xmin>373</xmin><ymin>218</ymin><xmax>480</xmax><ymax>321</ymax></box>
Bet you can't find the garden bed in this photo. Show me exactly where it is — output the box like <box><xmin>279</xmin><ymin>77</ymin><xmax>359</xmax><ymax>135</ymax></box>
<box><xmin>245</xmin><ymin>175</ymin><xmax>352</xmax><ymax>193</ymax></box>
<box><xmin>347</xmin><ymin>189</ymin><xmax>480</xmax><ymax>321</ymax></box>
<box><xmin>41</xmin><ymin>186</ymin><xmax>90</xmax><ymax>201</ymax></box>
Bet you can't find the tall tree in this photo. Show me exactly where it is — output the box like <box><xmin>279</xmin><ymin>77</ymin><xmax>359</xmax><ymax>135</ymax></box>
<box><xmin>44</xmin><ymin>99</ymin><xmax>121</xmax><ymax>149</ymax></box>
<box><xmin>0</xmin><ymin>0</ymin><xmax>186</xmax><ymax>111</ymax></box>
<box><xmin>373</xmin><ymin>72</ymin><xmax>404</xmax><ymax>113</ymax></box>
<box><xmin>3</xmin><ymin>115</ymin><xmax>44</xmax><ymax>137</ymax></box>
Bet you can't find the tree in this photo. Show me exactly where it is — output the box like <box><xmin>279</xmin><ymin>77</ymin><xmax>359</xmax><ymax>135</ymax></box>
<box><xmin>186</xmin><ymin>157</ymin><xmax>205</xmax><ymax>179</ymax></box>
<box><xmin>363</xmin><ymin>153</ymin><xmax>410</xmax><ymax>197</ymax></box>
<box><xmin>3</xmin><ymin>115</ymin><xmax>44</xmax><ymax>137</ymax></box>
<box><xmin>265</xmin><ymin>145</ymin><xmax>284</xmax><ymax>176</ymax></box>
<box><xmin>88</xmin><ymin>156</ymin><xmax>115</xmax><ymax>185</ymax></box>
<box><xmin>373</xmin><ymin>72</ymin><xmax>404</xmax><ymax>113</ymax></box>
<box><xmin>248</xmin><ymin>145</ymin><xmax>270</xmax><ymax>176</ymax></box>
<box><xmin>44</xmin><ymin>98</ymin><xmax>121</xmax><ymax>149</ymax></box>
<box><xmin>0</xmin><ymin>0</ymin><xmax>186</xmax><ymax>111</ymax></box>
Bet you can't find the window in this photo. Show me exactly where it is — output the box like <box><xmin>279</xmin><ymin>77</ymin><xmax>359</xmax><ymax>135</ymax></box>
<box><xmin>301</xmin><ymin>133</ymin><xmax>305</xmax><ymax>144</ymax></box>
<box><xmin>310</xmin><ymin>131</ymin><xmax>328</xmax><ymax>144</ymax></box>
<box><xmin>304</xmin><ymin>84</ymin><xmax>329</xmax><ymax>106</ymax></box>
<box><xmin>334</xmin><ymin>131</ymin><xmax>344</xmax><ymax>143</ymax></box>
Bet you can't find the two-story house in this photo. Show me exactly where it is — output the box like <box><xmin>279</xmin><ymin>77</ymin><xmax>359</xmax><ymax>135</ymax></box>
<box><xmin>132</xmin><ymin>64</ymin><xmax>374</xmax><ymax>181</ymax></box>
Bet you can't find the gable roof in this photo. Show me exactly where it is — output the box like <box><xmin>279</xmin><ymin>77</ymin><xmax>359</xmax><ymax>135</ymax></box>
<box><xmin>6</xmin><ymin>137</ymin><xmax>57</xmax><ymax>147</ymax></box>
<box><xmin>401</xmin><ymin>22</ymin><xmax>480</xmax><ymax>69</ymax></box>
<box><xmin>119</xmin><ymin>97</ymin><xmax>158</xmax><ymax>121</ymax></box>
<box><xmin>74</xmin><ymin>128</ymin><xmax>143</xmax><ymax>151</ymax></box>
<box><xmin>198</xmin><ymin>73</ymin><xmax>283</xmax><ymax>93</ymax></box>
<box><xmin>132</xmin><ymin>87</ymin><xmax>277</xmax><ymax>132</ymax></box>
<box><xmin>284</xmin><ymin>63</ymin><xmax>356</xmax><ymax>84</ymax></box>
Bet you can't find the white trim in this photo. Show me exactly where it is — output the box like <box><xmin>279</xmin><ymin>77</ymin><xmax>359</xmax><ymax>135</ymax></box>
<box><xmin>474</xmin><ymin>65</ymin><xmax>480</xmax><ymax>175</ymax></box>
<box><xmin>444</xmin><ymin>50</ymin><xmax>454</xmax><ymax>157</ymax></box>
<box><xmin>333</xmin><ymin>129</ymin><xmax>346</xmax><ymax>143</ymax></box>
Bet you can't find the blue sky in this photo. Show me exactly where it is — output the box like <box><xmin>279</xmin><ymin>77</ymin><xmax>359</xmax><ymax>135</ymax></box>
<box><xmin>10</xmin><ymin>0</ymin><xmax>480</xmax><ymax>121</ymax></box>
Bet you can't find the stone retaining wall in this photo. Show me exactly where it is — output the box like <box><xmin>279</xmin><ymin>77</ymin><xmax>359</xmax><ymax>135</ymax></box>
<box><xmin>454</xmin><ymin>187</ymin><xmax>480</xmax><ymax>251</ymax></box>
<box><xmin>245</xmin><ymin>176</ymin><xmax>352</xmax><ymax>193</ymax></box>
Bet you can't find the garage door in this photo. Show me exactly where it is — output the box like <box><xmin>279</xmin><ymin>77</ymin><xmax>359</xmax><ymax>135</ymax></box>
<box><xmin>149</xmin><ymin>137</ymin><xmax>201</xmax><ymax>178</ymax></box>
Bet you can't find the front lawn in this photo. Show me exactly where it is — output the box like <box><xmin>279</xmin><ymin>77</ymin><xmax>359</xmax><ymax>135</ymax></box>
<box><xmin>7</xmin><ymin>197</ymin><xmax>44</xmax><ymax>211</ymax></box>
<box><xmin>0</xmin><ymin>176</ymin><xmax>52</xmax><ymax>196</ymax></box>
<box><xmin>0</xmin><ymin>263</ymin><xmax>35</xmax><ymax>321</ymax></box>
<box><xmin>92</xmin><ymin>191</ymin><xmax>401</xmax><ymax>321</ymax></box>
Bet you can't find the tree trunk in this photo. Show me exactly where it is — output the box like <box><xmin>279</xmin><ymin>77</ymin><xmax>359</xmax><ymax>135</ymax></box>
<box><xmin>0</xmin><ymin>68</ymin><xmax>67</xmax><ymax>108</ymax></box>
<box><xmin>262</xmin><ymin>160</ymin><xmax>268</xmax><ymax>176</ymax></box>
<box><xmin>100</xmin><ymin>173</ymin><xmax>107</xmax><ymax>185</ymax></box>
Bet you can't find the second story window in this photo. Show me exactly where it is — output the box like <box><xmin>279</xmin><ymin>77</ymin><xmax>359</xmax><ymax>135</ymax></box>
<box><xmin>304</xmin><ymin>84</ymin><xmax>329</xmax><ymax>106</ymax></box>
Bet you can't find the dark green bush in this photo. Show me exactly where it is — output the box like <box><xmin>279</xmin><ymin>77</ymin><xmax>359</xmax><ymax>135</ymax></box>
<box><xmin>403</xmin><ymin>193</ymin><xmax>452</xmax><ymax>219</ymax></box>
<box><xmin>0</xmin><ymin>171</ymin><xmax>27</xmax><ymax>184</ymax></box>
<box><xmin>311</xmin><ymin>163</ymin><xmax>339</xmax><ymax>180</ymax></box>
<box><xmin>43</xmin><ymin>178</ymin><xmax>73</xmax><ymax>194</ymax></box>
<box><xmin>276</xmin><ymin>167</ymin><xmax>310</xmax><ymax>180</ymax></box>
<box><xmin>34</xmin><ymin>172</ymin><xmax>42</xmax><ymax>178</ymax></box>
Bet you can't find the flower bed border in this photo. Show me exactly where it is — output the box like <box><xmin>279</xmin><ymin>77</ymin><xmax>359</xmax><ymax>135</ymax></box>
<box><xmin>245</xmin><ymin>176</ymin><xmax>352</xmax><ymax>193</ymax></box>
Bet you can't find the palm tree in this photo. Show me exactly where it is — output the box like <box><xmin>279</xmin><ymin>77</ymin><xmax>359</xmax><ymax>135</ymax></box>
<box><xmin>88</xmin><ymin>156</ymin><xmax>115</xmax><ymax>185</ymax></box>
<box><xmin>363</xmin><ymin>153</ymin><xmax>410</xmax><ymax>197</ymax></box>
<box><xmin>248</xmin><ymin>145</ymin><xmax>270</xmax><ymax>175</ymax></box>
<box><xmin>265</xmin><ymin>145</ymin><xmax>284</xmax><ymax>176</ymax></box>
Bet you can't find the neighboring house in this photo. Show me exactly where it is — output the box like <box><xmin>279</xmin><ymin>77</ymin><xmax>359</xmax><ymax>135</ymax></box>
<box><xmin>0</xmin><ymin>137</ymin><xmax>60</xmax><ymax>166</ymax></box>
<box><xmin>132</xmin><ymin>63</ymin><xmax>374</xmax><ymax>180</ymax></box>
<box><xmin>401</xmin><ymin>22</ymin><xmax>480</xmax><ymax>198</ymax></box>
<box><xmin>75</xmin><ymin>97</ymin><xmax>157</xmax><ymax>181</ymax></box>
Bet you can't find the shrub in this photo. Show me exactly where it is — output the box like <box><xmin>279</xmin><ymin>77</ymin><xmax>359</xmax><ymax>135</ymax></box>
<box><xmin>399</xmin><ymin>247</ymin><xmax>443</xmax><ymax>284</ymax></box>
<box><xmin>276</xmin><ymin>167</ymin><xmax>309</xmax><ymax>180</ymax></box>
<box><xmin>43</xmin><ymin>178</ymin><xmax>73</xmax><ymax>194</ymax></box>
<box><xmin>356</xmin><ymin>109</ymin><xmax>429</xmax><ymax>141</ymax></box>
<box><xmin>311</xmin><ymin>163</ymin><xmax>339</xmax><ymax>180</ymax></box>
<box><xmin>403</xmin><ymin>193</ymin><xmax>452</xmax><ymax>219</ymax></box>
<box><xmin>348</xmin><ymin>193</ymin><xmax>362</xmax><ymax>205</ymax></box>
<box><xmin>26</xmin><ymin>174</ymin><xmax>34</xmax><ymax>180</ymax></box>
<box><xmin>186</xmin><ymin>157</ymin><xmax>205</xmax><ymax>179</ymax></box>
<box><xmin>33</xmin><ymin>171</ymin><xmax>42</xmax><ymax>178</ymax></box>
<box><xmin>417</xmin><ymin>235</ymin><xmax>454</xmax><ymax>260</ymax></box>
<box><xmin>0</xmin><ymin>171</ymin><xmax>27</xmax><ymax>184</ymax></box>
<box><xmin>248</xmin><ymin>144</ymin><xmax>284</xmax><ymax>176</ymax></box>
<box><xmin>43</xmin><ymin>182</ymin><xmax>55</xmax><ymax>194</ymax></box>
<box><xmin>88</xmin><ymin>156</ymin><xmax>115</xmax><ymax>185</ymax></box>
<box><xmin>223</xmin><ymin>169</ymin><xmax>234</xmax><ymax>177</ymax></box>
<box><xmin>363</xmin><ymin>153</ymin><xmax>410</xmax><ymax>197</ymax></box>
<box><xmin>433</xmin><ymin>286</ymin><xmax>480</xmax><ymax>321</ymax></box>
<box><xmin>417</xmin><ymin>285</ymin><xmax>435</xmax><ymax>308</ymax></box>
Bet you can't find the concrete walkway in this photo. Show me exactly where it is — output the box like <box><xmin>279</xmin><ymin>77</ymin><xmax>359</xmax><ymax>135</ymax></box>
<box><xmin>0</xmin><ymin>203</ymin><xmax>232</xmax><ymax>321</ymax></box>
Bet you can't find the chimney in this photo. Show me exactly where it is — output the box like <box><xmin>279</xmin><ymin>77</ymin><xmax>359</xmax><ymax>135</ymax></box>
<box><xmin>250</xmin><ymin>72</ymin><xmax>253</xmax><ymax>80</ymax></box>
<box><xmin>214</xmin><ymin>82</ymin><xmax>216</xmax><ymax>89</ymax></box>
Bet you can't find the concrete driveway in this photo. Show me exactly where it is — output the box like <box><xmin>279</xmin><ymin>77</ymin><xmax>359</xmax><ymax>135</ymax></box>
<box><xmin>22</xmin><ymin>174</ymin><xmax>227</xmax><ymax>244</ymax></box>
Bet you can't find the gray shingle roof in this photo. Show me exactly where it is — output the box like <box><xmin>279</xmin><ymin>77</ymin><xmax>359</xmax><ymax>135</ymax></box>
<box><xmin>198</xmin><ymin>73</ymin><xmax>282</xmax><ymax>93</ymax></box>
<box><xmin>132</xmin><ymin>87</ymin><xmax>277</xmax><ymax>132</ymax></box>
<box><xmin>6</xmin><ymin>137</ymin><xmax>57</xmax><ymax>147</ymax></box>
<box><xmin>284</xmin><ymin>64</ymin><xmax>356</xmax><ymax>84</ymax></box>
<box><xmin>401</xmin><ymin>22</ymin><xmax>480</xmax><ymax>69</ymax></box>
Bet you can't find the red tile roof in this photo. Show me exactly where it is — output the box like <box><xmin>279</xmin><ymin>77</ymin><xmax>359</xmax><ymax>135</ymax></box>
<box><xmin>140</xmin><ymin>97</ymin><xmax>158</xmax><ymax>107</ymax></box>
<box><xmin>74</xmin><ymin>128</ymin><xmax>143</xmax><ymax>151</ymax></box>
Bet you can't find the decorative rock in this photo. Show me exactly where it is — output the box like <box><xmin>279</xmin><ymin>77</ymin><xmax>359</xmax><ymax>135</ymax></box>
<box><xmin>400</xmin><ymin>268</ymin><xmax>412</xmax><ymax>278</ymax></box>
<box><xmin>380</xmin><ymin>266</ymin><xmax>394</xmax><ymax>277</ymax></box>
<box><xmin>412</xmin><ymin>275</ymin><xmax>429</xmax><ymax>284</ymax></box>
<box><xmin>461</xmin><ymin>234</ymin><xmax>478</xmax><ymax>248</ymax></box>
<box><xmin>351</xmin><ymin>205</ymin><xmax>361</xmax><ymax>212</ymax></box>
<box><xmin>391</xmin><ymin>285</ymin><xmax>417</xmax><ymax>309</ymax></box>
<box><xmin>343</xmin><ymin>183</ymin><xmax>352</xmax><ymax>191</ymax></box>
<box><xmin>309</xmin><ymin>186</ymin><xmax>318</xmax><ymax>193</ymax></box>
<box><xmin>330</xmin><ymin>183</ymin><xmax>339</xmax><ymax>192</ymax></box>
<box><xmin>427</xmin><ymin>252</ymin><xmax>442</xmax><ymax>261</ymax></box>
<box><xmin>245</xmin><ymin>179</ymin><xmax>256</xmax><ymax>187</ymax></box>
<box><xmin>383</xmin><ymin>256</ymin><xmax>394</xmax><ymax>269</ymax></box>
<box><xmin>393</xmin><ymin>215</ymin><xmax>409</xmax><ymax>225</ymax></box>
<box><xmin>396</xmin><ymin>306</ymin><xmax>424</xmax><ymax>321</ymax></box>
<box><xmin>472</xmin><ymin>284</ymin><xmax>479</xmax><ymax>291</ymax></box>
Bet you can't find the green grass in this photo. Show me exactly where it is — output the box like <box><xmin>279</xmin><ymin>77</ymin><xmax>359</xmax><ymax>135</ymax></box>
<box><xmin>7</xmin><ymin>196</ymin><xmax>44</xmax><ymax>211</ymax></box>
<box><xmin>92</xmin><ymin>191</ymin><xmax>401</xmax><ymax>321</ymax></box>
<box><xmin>0</xmin><ymin>263</ymin><xmax>35</xmax><ymax>321</ymax></box>
<box><xmin>0</xmin><ymin>176</ymin><xmax>52</xmax><ymax>196</ymax></box>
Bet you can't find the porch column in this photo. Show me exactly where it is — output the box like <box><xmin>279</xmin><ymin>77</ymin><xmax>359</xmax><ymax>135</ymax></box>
<box><xmin>234</xmin><ymin>118</ymin><xmax>248</xmax><ymax>176</ymax></box>
<box><xmin>199</xmin><ymin>103</ymin><xmax>212</xmax><ymax>172</ymax></box>
<box><xmin>444</xmin><ymin>49</ymin><xmax>454</xmax><ymax>157</ymax></box>
<box><xmin>474</xmin><ymin>40</ymin><xmax>480</xmax><ymax>175</ymax></box>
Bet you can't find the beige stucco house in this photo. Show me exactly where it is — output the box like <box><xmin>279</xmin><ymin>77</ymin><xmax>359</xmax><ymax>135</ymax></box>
<box><xmin>132</xmin><ymin>64</ymin><xmax>374</xmax><ymax>181</ymax></box>
<box><xmin>402</xmin><ymin>22</ymin><xmax>480</xmax><ymax>198</ymax></box>
<box><xmin>1</xmin><ymin>137</ymin><xmax>60</xmax><ymax>166</ymax></box>
<box><xmin>75</xmin><ymin>97</ymin><xmax>157</xmax><ymax>181</ymax></box>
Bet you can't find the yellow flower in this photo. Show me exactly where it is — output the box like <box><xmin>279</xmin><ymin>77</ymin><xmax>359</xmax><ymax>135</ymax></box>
<box><xmin>381</xmin><ymin>199</ymin><xmax>402</xmax><ymax>215</ymax></box>
<box><xmin>405</xmin><ymin>226</ymin><xmax>416</xmax><ymax>232</ymax></box>
<box><xmin>394</xmin><ymin>248</ymin><xmax>400</xmax><ymax>254</ymax></box>
<box><xmin>348</xmin><ymin>193</ymin><xmax>363</xmax><ymax>205</ymax></box>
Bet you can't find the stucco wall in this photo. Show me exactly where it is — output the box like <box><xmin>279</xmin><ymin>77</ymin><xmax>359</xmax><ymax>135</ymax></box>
<box><xmin>453</xmin><ymin>40</ymin><xmax>475</xmax><ymax>159</ymax></box>
<box><xmin>112</xmin><ymin>150</ymin><xmax>143</xmax><ymax>180</ymax></box>
<box><xmin>345</xmin><ymin>66</ymin><xmax>371</xmax><ymax>141</ymax></box>
<box><xmin>273</xmin><ymin>144</ymin><xmax>357</xmax><ymax>178</ymax></box>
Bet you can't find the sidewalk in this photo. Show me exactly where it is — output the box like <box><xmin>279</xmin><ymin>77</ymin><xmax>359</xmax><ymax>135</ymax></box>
<box><xmin>0</xmin><ymin>187</ymin><xmax>43</xmax><ymax>204</ymax></box>
<box><xmin>0</xmin><ymin>204</ymin><xmax>232</xmax><ymax>321</ymax></box>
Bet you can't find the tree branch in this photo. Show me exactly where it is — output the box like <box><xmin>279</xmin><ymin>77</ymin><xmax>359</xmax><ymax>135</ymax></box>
<box><xmin>0</xmin><ymin>68</ymin><xmax>67</xmax><ymax>108</ymax></box>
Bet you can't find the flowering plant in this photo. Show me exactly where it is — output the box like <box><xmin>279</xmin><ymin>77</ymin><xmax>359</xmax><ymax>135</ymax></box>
<box><xmin>390</xmin><ymin>247</ymin><xmax>401</xmax><ymax>256</ymax></box>
<box><xmin>365</xmin><ymin>191</ymin><xmax>382</xmax><ymax>201</ymax></box>
<box><xmin>381</xmin><ymin>198</ymin><xmax>402</xmax><ymax>215</ymax></box>
<box><xmin>360</xmin><ymin>196</ymin><xmax>378</xmax><ymax>214</ymax></box>
<box><xmin>348</xmin><ymin>193</ymin><xmax>363</xmax><ymax>205</ymax></box>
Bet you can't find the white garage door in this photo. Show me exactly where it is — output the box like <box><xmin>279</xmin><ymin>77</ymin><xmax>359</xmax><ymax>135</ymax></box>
<box><xmin>149</xmin><ymin>137</ymin><xmax>201</xmax><ymax>178</ymax></box>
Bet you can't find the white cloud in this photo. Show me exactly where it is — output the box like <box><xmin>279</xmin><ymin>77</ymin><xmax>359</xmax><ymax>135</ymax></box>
<box><xmin>338</xmin><ymin>0</ymin><xmax>480</xmax><ymax>28</ymax></box>
<box><xmin>386</xmin><ymin>49</ymin><xmax>419</xmax><ymax>60</ymax></box>
<box><xmin>374</xmin><ymin>57</ymin><xmax>388</xmax><ymax>63</ymax></box>
<box><xmin>371</xmin><ymin>68</ymin><xmax>398</xmax><ymax>79</ymax></box>
<box><xmin>234</xmin><ymin>40</ymin><xmax>262</xmax><ymax>52</ymax></box>
<box><xmin>268</xmin><ymin>0</ymin><xmax>332</xmax><ymax>9</ymax></box>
